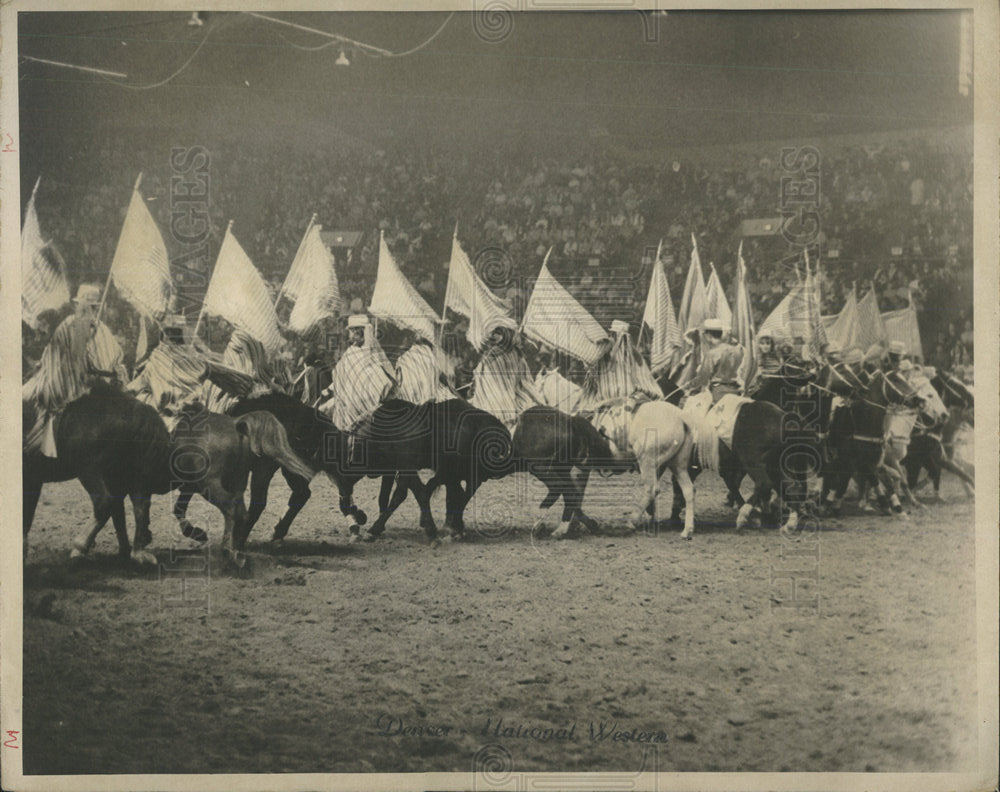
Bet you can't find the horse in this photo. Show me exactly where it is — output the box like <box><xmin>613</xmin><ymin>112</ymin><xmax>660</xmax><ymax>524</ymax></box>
<box><xmin>581</xmin><ymin>396</ymin><xmax>699</xmax><ymax>539</ymax></box>
<box><xmin>511</xmin><ymin>406</ymin><xmax>621</xmax><ymax>538</ymax></box>
<box><xmin>24</xmin><ymin>385</ymin><xmax>313</xmax><ymax>566</ymax></box>
<box><xmin>901</xmin><ymin>373</ymin><xmax>974</xmax><ymax>501</ymax></box>
<box><xmin>820</xmin><ymin>369</ymin><xmax>923</xmax><ymax>516</ymax></box>
<box><xmin>879</xmin><ymin>371</ymin><xmax>948</xmax><ymax>509</ymax></box>
<box><xmin>657</xmin><ymin>365</ymin><xmax>816</xmax><ymax>535</ymax></box>
<box><xmin>229</xmin><ymin>394</ymin><xmax>514</xmax><ymax>543</ymax></box>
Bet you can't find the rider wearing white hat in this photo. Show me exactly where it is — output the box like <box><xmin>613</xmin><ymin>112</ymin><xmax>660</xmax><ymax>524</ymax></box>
<box><xmin>686</xmin><ymin>317</ymin><xmax>746</xmax><ymax>402</ymax></box>
<box><xmin>23</xmin><ymin>283</ymin><xmax>126</xmax><ymax>457</ymax></box>
<box><xmin>578</xmin><ymin>318</ymin><xmax>661</xmax><ymax>411</ymax></box>
<box><xmin>319</xmin><ymin>314</ymin><xmax>396</xmax><ymax>431</ymax></box>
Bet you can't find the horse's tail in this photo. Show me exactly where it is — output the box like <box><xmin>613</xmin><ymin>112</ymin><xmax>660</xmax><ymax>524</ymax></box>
<box><xmin>686</xmin><ymin>413</ymin><xmax>719</xmax><ymax>474</ymax></box>
<box><xmin>235</xmin><ymin>411</ymin><xmax>315</xmax><ymax>482</ymax></box>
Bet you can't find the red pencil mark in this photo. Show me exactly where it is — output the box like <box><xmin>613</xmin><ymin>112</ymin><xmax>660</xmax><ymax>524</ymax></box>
<box><xmin>3</xmin><ymin>730</ymin><xmax>20</xmax><ymax>749</ymax></box>
<box><xmin>2</xmin><ymin>133</ymin><xmax>17</xmax><ymax>153</ymax></box>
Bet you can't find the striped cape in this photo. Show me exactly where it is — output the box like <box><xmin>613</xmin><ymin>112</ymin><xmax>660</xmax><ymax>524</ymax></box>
<box><xmin>320</xmin><ymin>344</ymin><xmax>396</xmax><ymax>431</ymax></box>
<box><xmin>394</xmin><ymin>344</ymin><xmax>455</xmax><ymax>405</ymax></box>
<box><xmin>469</xmin><ymin>344</ymin><xmax>542</xmax><ymax>430</ymax></box>
<box><xmin>578</xmin><ymin>334</ymin><xmax>662</xmax><ymax>412</ymax></box>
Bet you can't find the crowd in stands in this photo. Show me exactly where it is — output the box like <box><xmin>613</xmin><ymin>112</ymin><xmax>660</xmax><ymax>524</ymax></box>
<box><xmin>25</xmin><ymin>127</ymin><xmax>973</xmax><ymax>378</ymax></box>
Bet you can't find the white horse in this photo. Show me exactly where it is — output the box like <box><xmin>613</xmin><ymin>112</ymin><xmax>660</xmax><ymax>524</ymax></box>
<box><xmin>588</xmin><ymin>397</ymin><xmax>707</xmax><ymax>539</ymax></box>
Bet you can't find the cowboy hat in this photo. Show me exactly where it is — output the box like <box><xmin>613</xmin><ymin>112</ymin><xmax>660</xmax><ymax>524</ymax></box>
<box><xmin>347</xmin><ymin>314</ymin><xmax>370</xmax><ymax>329</ymax></box>
<box><xmin>702</xmin><ymin>318</ymin><xmax>724</xmax><ymax>333</ymax></box>
<box><xmin>73</xmin><ymin>284</ymin><xmax>101</xmax><ymax>306</ymax></box>
<box><xmin>888</xmin><ymin>340</ymin><xmax>907</xmax><ymax>355</ymax></box>
<box><xmin>610</xmin><ymin>319</ymin><xmax>630</xmax><ymax>335</ymax></box>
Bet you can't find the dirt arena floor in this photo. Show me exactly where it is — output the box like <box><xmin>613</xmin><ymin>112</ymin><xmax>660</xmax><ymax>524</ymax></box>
<box><xmin>22</xmin><ymin>468</ymin><xmax>978</xmax><ymax>775</ymax></box>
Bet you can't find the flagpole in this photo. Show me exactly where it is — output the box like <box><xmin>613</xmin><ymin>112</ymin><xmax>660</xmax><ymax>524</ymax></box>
<box><xmin>96</xmin><ymin>171</ymin><xmax>142</xmax><ymax>326</ymax></box>
<box><xmin>193</xmin><ymin>219</ymin><xmax>232</xmax><ymax>344</ymax></box>
<box><xmin>276</xmin><ymin>212</ymin><xmax>318</xmax><ymax>308</ymax></box>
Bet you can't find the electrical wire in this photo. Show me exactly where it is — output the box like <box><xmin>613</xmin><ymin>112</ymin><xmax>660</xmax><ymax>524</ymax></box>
<box><xmin>98</xmin><ymin>21</ymin><xmax>214</xmax><ymax>90</ymax></box>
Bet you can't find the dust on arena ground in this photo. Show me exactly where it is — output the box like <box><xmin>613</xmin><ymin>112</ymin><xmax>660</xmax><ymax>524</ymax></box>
<box><xmin>22</xmin><ymin>471</ymin><xmax>977</xmax><ymax>774</ymax></box>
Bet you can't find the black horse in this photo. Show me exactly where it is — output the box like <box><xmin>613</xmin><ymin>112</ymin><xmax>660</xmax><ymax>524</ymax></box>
<box><xmin>656</xmin><ymin>368</ymin><xmax>815</xmax><ymax>534</ymax></box>
<box><xmin>901</xmin><ymin>372</ymin><xmax>975</xmax><ymax>500</ymax></box>
<box><xmin>229</xmin><ymin>394</ymin><xmax>514</xmax><ymax>543</ymax></box>
<box><xmin>820</xmin><ymin>369</ymin><xmax>922</xmax><ymax>516</ymax></box>
<box><xmin>24</xmin><ymin>384</ymin><xmax>312</xmax><ymax>564</ymax></box>
<box><xmin>511</xmin><ymin>406</ymin><xmax>621</xmax><ymax>536</ymax></box>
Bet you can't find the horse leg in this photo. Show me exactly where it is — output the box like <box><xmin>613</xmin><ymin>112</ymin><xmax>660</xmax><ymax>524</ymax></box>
<box><xmin>334</xmin><ymin>477</ymin><xmax>366</xmax><ymax>540</ymax></box>
<box><xmin>630</xmin><ymin>455</ymin><xmax>659</xmax><ymax>536</ymax></box>
<box><xmin>367</xmin><ymin>473</ymin><xmax>421</xmax><ymax>539</ymax></box>
<box><xmin>130</xmin><ymin>493</ymin><xmax>157</xmax><ymax>566</ymax></box>
<box><xmin>551</xmin><ymin>469</ymin><xmax>580</xmax><ymax>539</ymax></box>
<box><xmin>940</xmin><ymin>456</ymin><xmax>974</xmax><ymax>495</ymax></box>
<box><xmin>109</xmin><ymin>495</ymin><xmax>130</xmax><ymax>561</ymax></box>
<box><xmin>270</xmin><ymin>470</ymin><xmax>311</xmax><ymax>545</ymax></box>
<box><xmin>173</xmin><ymin>489</ymin><xmax>208</xmax><ymax>544</ymax></box>
<box><xmin>572</xmin><ymin>469</ymin><xmax>599</xmax><ymax>532</ymax></box>
<box><xmin>673</xmin><ymin>461</ymin><xmax>696</xmax><ymax>540</ymax></box>
<box><xmin>444</xmin><ymin>479</ymin><xmax>471</xmax><ymax>539</ymax></box>
<box><xmin>243</xmin><ymin>460</ymin><xmax>277</xmax><ymax>541</ymax></box>
<box><xmin>71</xmin><ymin>473</ymin><xmax>118</xmax><ymax>560</ymax></box>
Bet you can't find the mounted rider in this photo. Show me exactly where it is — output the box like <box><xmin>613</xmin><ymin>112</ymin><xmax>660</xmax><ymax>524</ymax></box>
<box><xmin>469</xmin><ymin>315</ymin><xmax>542</xmax><ymax>431</ymax></box>
<box><xmin>392</xmin><ymin>331</ymin><xmax>456</xmax><ymax>405</ymax></box>
<box><xmin>683</xmin><ymin>318</ymin><xmax>746</xmax><ymax>404</ymax></box>
<box><xmin>746</xmin><ymin>328</ymin><xmax>785</xmax><ymax>396</ymax></box>
<box><xmin>318</xmin><ymin>314</ymin><xmax>396</xmax><ymax>432</ymax></box>
<box><xmin>23</xmin><ymin>284</ymin><xmax>127</xmax><ymax>457</ymax></box>
<box><xmin>202</xmin><ymin>327</ymin><xmax>290</xmax><ymax>414</ymax></box>
<box><xmin>127</xmin><ymin>315</ymin><xmax>209</xmax><ymax>418</ymax></box>
<box><xmin>578</xmin><ymin>320</ymin><xmax>661</xmax><ymax>411</ymax></box>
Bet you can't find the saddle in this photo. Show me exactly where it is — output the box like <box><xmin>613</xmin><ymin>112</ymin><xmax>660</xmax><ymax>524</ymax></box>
<box><xmin>682</xmin><ymin>391</ymin><xmax>751</xmax><ymax>449</ymax></box>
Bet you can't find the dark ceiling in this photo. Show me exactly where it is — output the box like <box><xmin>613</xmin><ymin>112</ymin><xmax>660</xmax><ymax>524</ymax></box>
<box><xmin>18</xmin><ymin>10</ymin><xmax>971</xmax><ymax>166</ymax></box>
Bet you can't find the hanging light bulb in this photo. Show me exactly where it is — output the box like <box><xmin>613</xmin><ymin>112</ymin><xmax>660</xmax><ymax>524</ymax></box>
<box><xmin>335</xmin><ymin>48</ymin><xmax>350</xmax><ymax>67</ymax></box>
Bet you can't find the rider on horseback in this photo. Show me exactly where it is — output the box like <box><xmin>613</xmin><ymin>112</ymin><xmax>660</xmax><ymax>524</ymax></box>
<box><xmin>392</xmin><ymin>331</ymin><xmax>455</xmax><ymax>405</ymax></box>
<box><xmin>127</xmin><ymin>314</ymin><xmax>209</xmax><ymax>415</ymax></box>
<box><xmin>202</xmin><ymin>327</ymin><xmax>290</xmax><ymax>413</ymax></box>
<box><xmin>318</xmin><ymin>314</ymin><xmax>396</xmax><ymax>432</ymax></box>
<box><xmin>23</xmin><ymin>284</ymin><xmax>127</xmax><ymax>457</ymax></box>
<box><xmin>746</xmin><ymin>329</ymin><xmax>784</xmax><ymax>396</ymax></box>
<box><xmin>684</xmin><ymin>318</ymin><xmax>745</xmax><ymax>404</ymax></box>
<box><xmin>469</xmin><ymin>315</ymin><xmax>542</xmax><ymax>431</ymax></box>
<box><xmin>578</xmin><ymin>320</ymin><xmax>661</xmax><ymax>411</ymax></box>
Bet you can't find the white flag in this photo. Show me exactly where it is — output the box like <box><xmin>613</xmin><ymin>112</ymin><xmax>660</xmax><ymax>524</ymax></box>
<box><xmin>881</xmin><ymin>290</ymin><xmax>923</xmax><ymax>359</ymax></box>
<box><xmin>369</xmin><ymin>232</ymin><xmax>440</xmax><ymax>342</ymax></box>
<box><xmin>285</xmin><ymin>224</ymin><xmax>341</xmax><ymax>334</ymax></box>
<box><xmin>824</xmin><ymin>286</ymin><xmax>860</xmax><ymax>351</ymax></box>
<box><xmin>21</xmin><ymin>179</ymin><xmax>70</xmax><ymax>328</ymax></box>
<box><xmin>110</xmin><ymin>185</ymin><xmax>172</xmax><ymax>318</ymax></box>
<box><xmin>444</xmin><ymin>234</ymin><xmax>511</xmax><ymax>351</ymax></box>
<box><xmin>521</xmin><ymin>250</ymin><xmax>607</xmax><ymax>366</ymax></box>
<box><xmin>202</xmin><ymin>226</ymin><xmax>283</xmax><ymax>353</ymax></box>
<box><xmin>641</xmin><ymin>241</ymin><xmax>682</xmax><ymax>374</ymax></box>
<box><xmin>677</xmin><ymin>234</ymin><xmax>707</xmax><ymax>333</ymax></box>
<box><xmin>704</xmin><ymin>262</ymin><xmax>733</xmax><ymax>330</ymax></box>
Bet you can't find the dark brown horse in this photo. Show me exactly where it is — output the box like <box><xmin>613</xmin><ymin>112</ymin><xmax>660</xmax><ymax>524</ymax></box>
<box><xmin>24</xmin><ymin>384</ymin><xmax>312</xmax><ymax>565</ymax></box>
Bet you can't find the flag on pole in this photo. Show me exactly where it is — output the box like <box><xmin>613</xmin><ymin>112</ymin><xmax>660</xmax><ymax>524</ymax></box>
<box><xmin>21</xmin><ymin>179</ymin><xmax>70</xmax><ymax>329</ymax></box>
<box><xmin>856</xmin><ymin>284</ymin><xmax>887</xmax><ymax>353</ymax></box>
<box><xmin>369</xmin><ymin>231</ymin><xmax>440</xmax><ymax>343</ymax></box>
<box><xmin>803</xmin><ymin>258</ymin><xmax>827</xmax><ymax>355</ymax></box>
<box><xmin>641</xmin><ymin>240</ymin><xmax>682</xmax><ymax>374</ymax></box>
<box><xmin>284</xmin><ymin>224</ymin><xmax>341</xmax><ymax>334</ymax></box>
<box><xmin>444</xmin><ymin>233</ymin><xmax>511</xmax><ymax>351</ymax></box>
<box><xmin>881</xmin><ymin>289</ymin><xmax>923</xmax><ymax>360</ymax></box>
<box><xmin>202</xmin><ymin>225</ymin><xmax>283</xmax><ymax>353</ymax></box>
<box><xmin>704</xmin><ymin>262</ymin><xmax>733</xmax><ymax>330</ymax></box>
<box><xmin>824</xmin><ymin>285</ymin><xmax>860</xmax><ymax>351</ymax></box>
<box><xmin>521</xmin><ymin>249</ymin><xmax>607</xmax><ymax>366</ymax></box>
<box><xmin>110</xmin><ymin>184</ymin><xmax>172</xmax><ymax>318</ymax></box>
<box><xmin>677</xmin><ymin>234</ymin><xmax>707</xmax><ymax>333</ymax></box>
<box><xmin>732</xmin><ymin>242</ymin><xmax>756</xmax><ymax>387</ymax></box>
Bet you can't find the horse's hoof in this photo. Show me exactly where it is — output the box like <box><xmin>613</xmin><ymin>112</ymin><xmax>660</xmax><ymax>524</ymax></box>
<box><xmin>69</xmin><ymin>547</ymin><xmax>87</xmax><ymax>561</ymax></box>
<box><xmin>362</xmin><ymin>532</ymin><xmax>381</xmax><ymax>543</ymax></box>
<box><xmin>132</xmin><ymin>548</ymin><xmax>158</xmax><ymax>567</ymax></box>
<box><xmin>551</xmin><ymin>522</ymin><xmax>572</xmax><ymax>539</ymax></box>
<box><xmin>347</xmin><ymin>533</ymin><xmax>361</xmax><ymax>544</ymax></box>
<box><xmin>680</xmin><ymin>527</ymin><xmax>693</xmax><ymax>540</ymax></box>
<box><xmin>354</xmin><ymin>509</ymin><xmax>368</xmax><ymax>526</ymax></box>
<box><xmin>735</xmin><ymin>504</ymin><xmax>754</xmax><ymax>529</ymax></box>
<box><xmin>531</xmin><ymin>519</ymin><xmax>549</xmax><ymax>535</ymax></box>
<box><xmin>268</xmin><ymin>538</ymin><xmax>284</xmax><ymax>552</ymax></box>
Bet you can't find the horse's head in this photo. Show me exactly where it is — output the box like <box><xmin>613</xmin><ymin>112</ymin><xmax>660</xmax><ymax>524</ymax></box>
<box><xmin>911</xmin><ymin>374</ymin><xmax>949</xmax><ymax>425</ymax></box>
